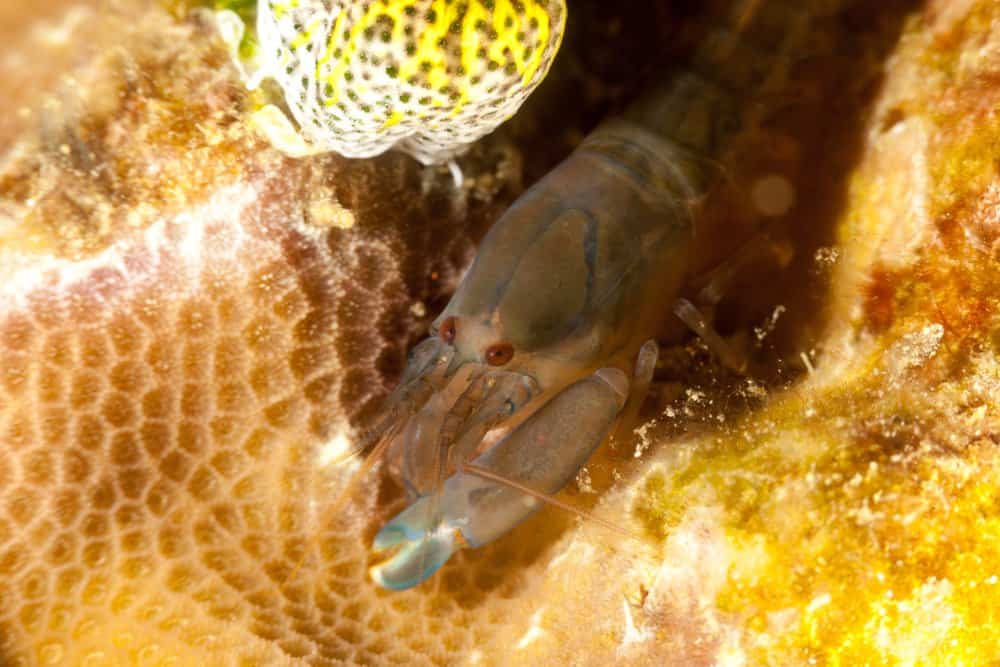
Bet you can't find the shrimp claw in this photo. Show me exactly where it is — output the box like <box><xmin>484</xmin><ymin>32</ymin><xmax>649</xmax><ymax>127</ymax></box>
<box><xmin>370</xmin><ymin>366</ymin><xmax>629</xmax><ymax>590</ymax></box>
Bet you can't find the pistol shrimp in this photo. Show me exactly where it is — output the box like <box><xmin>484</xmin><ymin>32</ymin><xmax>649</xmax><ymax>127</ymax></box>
<box><xmin>306</xmin><ymin>0</ymin><xmax>817</xmax><ymax>590</ymax></box>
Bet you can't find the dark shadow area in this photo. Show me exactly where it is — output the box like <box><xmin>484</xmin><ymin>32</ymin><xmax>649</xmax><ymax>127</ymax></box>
<box><xmin>593</xmin><ymin>0</ymin><xmax>925</xmax><ymax>500</ymax></box>
<box><xmin>703</xmin><ymin>0</ymin><xmax>927</xmax><ymax>385</ymax></box>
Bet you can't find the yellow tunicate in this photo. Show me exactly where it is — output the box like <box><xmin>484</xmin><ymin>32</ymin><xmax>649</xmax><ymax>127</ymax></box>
<box><xmin>251</xmin><ymin>0</ymin><xmax>567</xmax><ymax>164</ymax></box>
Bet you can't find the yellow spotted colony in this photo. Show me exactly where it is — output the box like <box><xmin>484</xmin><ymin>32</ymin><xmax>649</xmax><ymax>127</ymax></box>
<box><xmin>255</xmin><ymin>0</ymin><xmax>566</xmax><ymax>164</ymax></box>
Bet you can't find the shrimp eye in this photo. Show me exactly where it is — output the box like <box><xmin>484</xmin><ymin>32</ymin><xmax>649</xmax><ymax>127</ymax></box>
<box><xmin>485</xmin><ymin>342</ymin><xmax>514</xmax><ymax>366</ymax></box>
<box><xmin>439</xmin><ymin>317</ymin><xmax>457</xmax><ymax>345</ymax></box>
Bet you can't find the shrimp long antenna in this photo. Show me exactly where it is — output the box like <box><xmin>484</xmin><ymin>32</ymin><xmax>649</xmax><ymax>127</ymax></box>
<box><xmin>285</xmin><ymin>428</ymin><xmax>397</xmax><ymax>585</ymax></box>
<box><xmin>418</xmin><ymin>433</ymin><xmax>448</xmax><ymax>588</ymax></box>
<box><xmin>459</xmin><ymin>462</ymin><xmax>644</xmax><ymax>544</ymax></box>
<box><xmin>320</xmin><ymin>409</ymin><xmax>400</xmax><ymax>467</ymax></box>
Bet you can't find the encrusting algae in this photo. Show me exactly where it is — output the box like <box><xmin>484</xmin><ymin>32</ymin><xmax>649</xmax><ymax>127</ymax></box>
<box><xmin>1</xmin><ymin>0</ymin><xmax>1000</xmax><ymax>665</ymax></box>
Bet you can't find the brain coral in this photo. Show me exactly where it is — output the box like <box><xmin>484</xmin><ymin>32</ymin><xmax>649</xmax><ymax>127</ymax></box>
<box><xmin>2</xmin><ymin>0</ymin><xmax>1000</xmax><ymax>666</ymax></box>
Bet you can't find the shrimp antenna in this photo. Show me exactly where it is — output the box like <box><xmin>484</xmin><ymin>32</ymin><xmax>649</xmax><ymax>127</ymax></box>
<box><xmin>459</xmin><ymin>462</ymin><xmax>647</xmax><ymax>546</ymax></box>
<box><xmin>418</xmin><ymin>431</ymin><xmax>448</xmax><ymax>589</ymax></box>
<box><xmin>284</xmin><ymin>426</ymin><xmax>398</xmax><ymax>585</ymax></box>
<box><xmin>318</xmin><ymin>407</ymin><xmax>400</xmax><ymax>467</ymax></box>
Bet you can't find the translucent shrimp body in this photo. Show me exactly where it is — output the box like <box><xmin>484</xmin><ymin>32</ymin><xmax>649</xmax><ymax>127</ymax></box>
<box><xmin>359</xmin><ymin>0</ymin><xmax>816</xmax><ymax>589</ymax></box>
<box><xmin>252</xmin><ymin>0</ymin><xmax>566</xmax><ymax>164</ymax></box>
<box><xmin>368</xmin><ymin>121</ymin><xmax>703</xmax><ymax>588</ymax></box>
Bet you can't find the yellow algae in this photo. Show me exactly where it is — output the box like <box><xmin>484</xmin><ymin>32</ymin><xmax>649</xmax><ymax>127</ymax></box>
<box><xmin>929</xmin><ymin>115</ymin><xmax>1000</xmax><ymax>216</ymax></box>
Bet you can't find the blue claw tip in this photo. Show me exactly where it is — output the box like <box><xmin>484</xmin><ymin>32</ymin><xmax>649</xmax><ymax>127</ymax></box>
<box><xmin>369</xmin><ymin>529</ymin><xmax>459</xmax><ymax>590</ymax></box>
<box><xmin>370</xmin><ymin>509</ymin><xmax>461</xmax><ymax>590</ymax></box>
<box><xmin>371</xmin><ymin>520</ymin><xmax>424</xmax><ymax>551</ymax></box>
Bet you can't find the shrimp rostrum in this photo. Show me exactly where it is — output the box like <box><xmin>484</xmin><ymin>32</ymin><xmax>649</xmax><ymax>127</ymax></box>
<box><xmin>351</xmin><ymin>2</ymin><xmax>787</xmax><ymax>590</ymax></box>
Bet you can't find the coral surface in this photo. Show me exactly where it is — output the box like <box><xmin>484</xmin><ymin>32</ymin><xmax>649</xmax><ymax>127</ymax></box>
<box><xmin>1</xmin><ymin>1</ymin><xmax>999</xmax><ymax>666</ymax></box>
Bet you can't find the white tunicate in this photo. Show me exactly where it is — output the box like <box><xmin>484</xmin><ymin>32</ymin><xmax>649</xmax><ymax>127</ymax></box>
<box><xmin>248</xmin><ymin>0</ymin><xmax>567</xmax><ymax>164</ymax></box>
